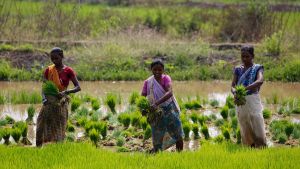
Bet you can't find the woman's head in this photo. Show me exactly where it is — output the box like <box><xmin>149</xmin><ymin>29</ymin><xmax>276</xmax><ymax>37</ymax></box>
<box><xmin>50</xmin><ymin>47</ymin><xmax>64</xmax><ymax>66</ymax></box>
<box><xmin>241</xmin><ymin>45</ymin><xmax>254</xmax><ymax>65</ymax></box>
<box><xmin>151</xmin><ymin>59</ymin><xmax>164</xmax><ymax>78</ymax></box>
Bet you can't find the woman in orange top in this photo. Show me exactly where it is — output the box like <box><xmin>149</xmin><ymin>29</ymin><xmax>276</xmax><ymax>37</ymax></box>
<box><xmin>36</xmin><ymin>47</ymin><xmax>81</xmax><ymax>147</ymax></box>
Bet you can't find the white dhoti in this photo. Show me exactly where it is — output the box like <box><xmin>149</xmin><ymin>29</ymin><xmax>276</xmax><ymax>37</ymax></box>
<box><xmin>236</xmin><ymin>94</ymin><xmax>267</xmax><ymax>147</ymax></box>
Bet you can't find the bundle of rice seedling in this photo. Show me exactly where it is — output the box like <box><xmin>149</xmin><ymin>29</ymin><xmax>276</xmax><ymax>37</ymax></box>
<box><xmin>42</xmin><ymin>81</ymin><xmax>59</xmax><ymax>96</ymax></box>
<box><xmin>235</xmin><ymin>85</ymin><xmax>247</xmax><ymax>106</ymax></box>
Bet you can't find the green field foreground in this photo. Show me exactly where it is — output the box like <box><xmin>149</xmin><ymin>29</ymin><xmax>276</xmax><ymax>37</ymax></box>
<box><xmin>0</xmin><ymin>142</ymin><xmax>300</xmax><ymax>169</ymax></box>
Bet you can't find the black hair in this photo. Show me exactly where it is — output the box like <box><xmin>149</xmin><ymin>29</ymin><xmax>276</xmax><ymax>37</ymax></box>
<box><xmin>241</xmin><ymin>45</ymin><xmax>254</xmax><ymax>57</ymax></box>
<box><xmin>50</xmin><ymin>47</ymin><xmax>64</xmax><ymax>58</ymax></box>
<box><xmin>151</xmin><ymin>59</ymin><xmax>164</xmax><ymax>69</ymax></box>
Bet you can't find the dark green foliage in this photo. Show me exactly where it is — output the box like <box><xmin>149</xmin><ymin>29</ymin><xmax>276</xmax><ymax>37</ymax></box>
<box><xmin>285</xmin><ymin>123</ymin><xmax>294</xmax><ymax>138</ymax></box>
<box><xmin>116</xmin><ymin>136</ymin><xmax>125</xmax><ymax>147</ymax></box>
<box><xmin>67</xmin><ymin>121</ymin><xmax>75</xmax><ymax>132</ymax></box>
<box><xmin>2</xmin><ymin>128</ymin><xmax>11</xmax><ymax>145</ymax></box>
<box><xmin>140</xmin><ymin>117</ymin><xmax>148</xmax><ymax>130</ymax></box>
<box><xmin>278</xmin><ymin>133</ymin><xmax>287</xmax><ymax>144</ymax></box>
<box><xmin>190</xmin><ymin>112</ymin><xmax>199</xmax><ymax>123</ymax></box>
<box><xmin>231</xmin><ymin>117</ymin><xmax>238</xmax><ymax>130</ymax></box>
<box><xmin>237</xmin><ymin>128</ymin><xmax>241</xmax><ymax>144</ymax></box>
<box><xmin>198</xmin><ymin>115</ymin><xmax>207</xmax><ymax>126</ymax></box>
<box><xmin>184</xmin><ymin>100</ymin><xmax>202</xmax><ymax>110</ymax></box>
<box><xmin>291</xmin><ymin>107</ymin><xmax>300</xmax><ymax>114</ymax></box>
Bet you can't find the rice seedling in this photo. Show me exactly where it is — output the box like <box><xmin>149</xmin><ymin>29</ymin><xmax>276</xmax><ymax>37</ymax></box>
<box><xmin>5</xmin><ymin>115</ymin><xmax>15</xmax><ymax>124</ymax></box>
<box><xmin>214</xmin><ymin>135</ymin><xmax>225</xmax><ymax>143</ymax></box>
<box><xmin>190</xmin><ymin>112</ymin><xmax>199</xmax><ymax>123</ymax></box>
<box><xmin>231</xmin><ymin>117</ymin><xmax>238</xmax><ymax>130</ymax></box>
<box><xmin>0</xmin><ymin>130</ymin><xmax>2</xmax><ymax>142</ymax></box>
<box><xmin>91</xmin><ymin>98</ymin><xmax>100</xmax><ymax>111</ymax></box>
<box><xmin>262</xmin><ymin>109</ymin><xmax>272</xmax><ymax>119</ymax></box>
<box><xmin>66</xmin><ymin>133</ymin><xmax>76</xmax><ymax>142</ymax></box>
<box><xmin>116</xmin><ymin>136</ymin><xmax>125</xmax><ymax>147</ymax></box>
<box><xmin>121</xmin><ymin>131</ymin><xmax>132</xmax><ymax>138</ymax></box>
<box><xmin>131</xmin><ymin>112</ymin><xmax>142</xmax><ymax>128</ymax></box>
<box><xmin>82</xmin><ymin>94</ymin><xmax>92</xmax><ymax>103</ymax></box>
<box><xmin>235</xmin><ymin>85</ymin><xmax>247</xmax><ymax>106</ymax></box>
<box><xmin>0</xmin><ymin>92</ymin><xmax>5</xmax><ymax>104</ymax></box>
<box><xmin>0</xmin><ymin>119</ymin><xmax>8</xmax><ymax>127</ymax></box>
<box><xmin>229</xmin><ymin>109</ymin><xmax>236</xmax><ymax>118</ymax></box>
<box><xmin>117</xmin><ymin>146</ymin><xmax>130</xmax><ymax>152</ymax></box>
<box><xmin>100</xmin><ymin>122</ymin><xmax>108</xmax><ymax>139</ymax></box>
<box><xmin>26</xmin><ymin>105</ymin><xmax>35</xmax><ymax>123</ymax></box>
<box><xmin>208</xmin><ymin>114</ymin><xmax>217</xmax><ymax>121</ymax></box>
<box><xmin>90</xmin><ymin>111</ymin><xmax>100</xmax><ymax>122</ymax></box>
<box><xmin>67</xmin><ymin>121</ymin><xmax>75</xmax><ymax>132</ymax></box>
<box><xmin>118</xmin><ymin>113</ymin><xmax>131</xmax><ymax>128</ymax></box>
<box><xmin>105</xmin><ymin>93</ymin><xmax>117</xmax><ymax>114</ymax></box>
<box><xmin>270</xmin><ymin>120</ymin><xmax>290</xmax><ymax>141</ymax></box>
<box><xmin>184</xmin><ymin>100</ymin><xmax>202</xmax><ymax>110</ymax></box>
<box><xmin>180</xmin><ymin>113</ymin><xmax>189</xmax><ymax>124</ymax></box>
<box><xmin>215</xmin><ymin>119</ymin><xmax>224</xmax><ymax>127</ymax></box>
<box><xmin>42</xmin><ymin>81</ymin><xmax>59</xmax><ymax>96</ymax></box>
<box><xmin>76</xmin><ymin>117</ymin><xmax>88</xmax><ymax>127</ymax></box>
<box><xmin>140</xmin><ymin>117</ymin><xmax>148</xmax><ymax>130</ymax></box>
<box><xmin>182</xmin><ymin>122</ymin><xmax>191</xmax><ymax>140</ymax></box>
<box><xmin>2</xmin><ymin>128</ymin><xmax>11</xmax><ymax>145</ymax></box>
<box><xmin>76</xmin><ymin>107</ymin><xmax>89</xmax><ymax>117</ymax></box>
<box><xmin>291</xmin><ymin>107</ymin><xmax>300</xmax><ymax>114</ymax></box>
<box><xmin>89</xmin><ymin>128</ymin><xmax>100</xmax><ymax>147</ymax></box>
<box><xmin>129</xmin><ymin>91</ymin><xmax>139</xmax><ymax>105</ymax></box>
<box><xmin>209</xmin><ymin>99</ymin><xmax>219</xmax><ymax>108</ymax></box>
<box><xmin>198</xmin><ymin>115</ymin><xmax>207</xmax><ymax>126</ymax></box>
<box><xmin>11</xmin><ymin>128</ymin><xmax>22</xmax><ymax>143</ymax></box>
<box><xmin>71</xmin><ymin>98</ymin><xmax>81</xmax><ymax>112</ymax></box>
<box><xmin>237</xmin><ymin>128</ymin><xmax>241</xmax><ymax>144</ymax></box>
<box><xmin>220</xmin><ymin>105</ymin><xmax>229</xmax><ymax>120</ymax></box>
<box><xmin>222</xmin><ymin>128</ymin><xmax>230</xmax><ymax>140</ymax></box>
<box><xmin>285</xmin><ymin>123</ymin><xmax>294</xmax><ymax>138</ymax></box>
<box><xmin>292</xmin><ymin>124</ymin><xmax>300</xmax><ymax>139</ymax></box>
<box><xmin>144</xmin><ymin>125</ymin><xmax>152</xmax><ymax>140</ymax></box>
<box><xmin>136</xmin><ymin>96</ymin><xmax>151</xmax><ymax>115</ymax></box>
<box><xmin>278</xmin><ymin>133</ymin><xmax>287</xmax><ymax>144</ymax></box>
<box><xmin>201</xmin><ymin>125</ymin><xmax>209</xmax><ymax>140</ymax></box>
<box><xmin>225</xmin><ymin>95</ymin><xmax>235</xmax><ymax>109</ymax></box>
<box><xmin>192</xmin><ymin>124</ymin><xmax>200</xmax><ymax>139</ymax></box>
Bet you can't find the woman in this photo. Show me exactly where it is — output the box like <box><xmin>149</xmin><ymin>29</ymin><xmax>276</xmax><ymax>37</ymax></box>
<box><xmin>231</xmin><ymin>45</ymin><xmax>266</xmax><ymax>148</ymax></box>
<box><xmin>36</xmin><ymin>47</ymin><xmax>81</xmax><ymax>147</ymax></box>
<box><xmin>141</xmin><ymin>59</ymin><xmax>183</xmax><ymax>152</ymax></box>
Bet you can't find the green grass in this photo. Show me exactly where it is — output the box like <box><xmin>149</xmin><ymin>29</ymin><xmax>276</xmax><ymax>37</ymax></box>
<box><xmin>1</xmin><ymin>142</ymin><xmax>300</xmax><ymax>169</ymax></box>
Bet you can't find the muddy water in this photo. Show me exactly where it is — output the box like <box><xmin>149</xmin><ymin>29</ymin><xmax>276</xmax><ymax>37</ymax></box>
<box><xmin>1</xmin><ymin>81</ymin><xmax>300</xmax><ymax>148</ymax></box>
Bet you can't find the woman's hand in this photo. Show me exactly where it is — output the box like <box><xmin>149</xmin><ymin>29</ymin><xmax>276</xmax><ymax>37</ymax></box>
<box><xmin>150</xmin><ymin>103</ymin><xmax>158</xmax><ymax>112</ymax></box>
<box><xmin>58</xmin><ymin>91</ymin><xmax>68</xmax><ymax>98</ymax></box>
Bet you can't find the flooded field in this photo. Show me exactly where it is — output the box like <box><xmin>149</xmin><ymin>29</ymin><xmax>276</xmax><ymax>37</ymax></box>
<box><xmin>0</xmin><ymin>81</ymin><xmax>300</xmax><ymax>151</ymax></box>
